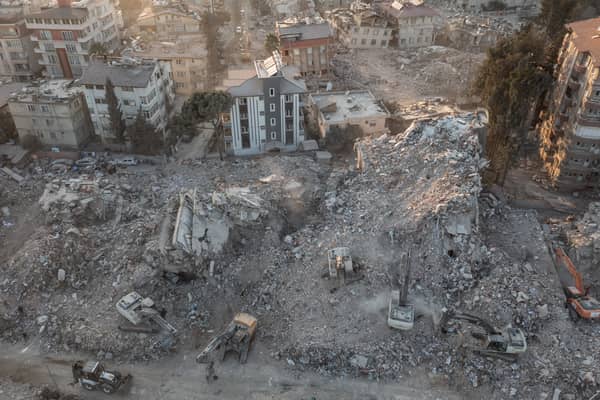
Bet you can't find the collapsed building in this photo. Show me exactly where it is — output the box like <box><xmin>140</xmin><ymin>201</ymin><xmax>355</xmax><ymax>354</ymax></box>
<box><xmin>538</xmin><ymin>17</ymin><xmax>600</xmax><ymax>190</ymax></box>
<box><xmin>327</xmin><ymin>3</ymin><xmax>393</xmax><ymax>49</ymax></box>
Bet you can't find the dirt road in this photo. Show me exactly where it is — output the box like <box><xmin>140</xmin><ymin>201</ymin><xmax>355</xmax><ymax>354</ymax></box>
<box><xmin>0</xmin><ymin>343</ymin><xmax>463</xmax><ymax>400</ymax></box>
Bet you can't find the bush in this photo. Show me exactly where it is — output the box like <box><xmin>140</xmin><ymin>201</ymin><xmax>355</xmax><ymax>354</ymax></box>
<box><xmin>326</xmin><ymin>124</ymin><xmax>364</xmax><ymax>150</ymax></box>
<box><xmin>20</xmin><ymin>134</ymin><xmax>42</xmax><ymax>151</ymax></box>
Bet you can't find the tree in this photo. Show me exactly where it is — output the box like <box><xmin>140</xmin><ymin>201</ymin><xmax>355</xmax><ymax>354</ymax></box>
<box><xmin>105</xmin><ymin>78</ymin><xmax>126</xmax><ymax>143</ymax></box>
<box><xmin>181</xmin><ymin>91</ymin><xmax>233</xmax><ymax>159</ymax></box>
<box><xmin>89</xmin><ymin>42</ymin><xmax>109</xmax><ymax>57</ymax></box>
<box><xmin>127</xmin><ymin>109</ymin><xmax>164</xmax><ymax>155</ymax></box>
<box><xmin>0</xmin><ymin>110</ymin><xmax>17</xmax><ymax>143</ymax></box>
<box><xmin>20</xmin><ymin>134</ymin><xmax>42</xmax><ymax>151</ymax></box>
<box><xmin>202</xmin><ymin>11</ymin><xmax>230</xmax><ymax>88</ymax></box>
<box><xmin>264</xmin><ymin>33</ymin><xmax>280</xmax><ymax>54</ymax></box>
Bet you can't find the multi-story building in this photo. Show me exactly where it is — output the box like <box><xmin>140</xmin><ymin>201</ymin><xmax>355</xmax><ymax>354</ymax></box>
<box><xmin>25</xmin><ymin>0</ymin><xmax>121</xmax><ymax>79</ymax></box>
<box><xmin>328</xmin><ymin>4</ymin><xmax>392</xmax><ymax>49</ymax></box>
<box><xmin>0</xmin><ymin>13</ymin><xmax>41</xmax><ymax>81</ymax></box>
<box><xmin>134</xmin><ymin>6</ymin><xmax>200</xmax><ymax>39</ymax></box>
<box><xmin>8</xmin><ymin>79</ymin><xmax>93</xmax><ymax>148</ymax></box>
<box><xmin>378</xmin><ymin>0</ymin><xmax>440</xmax><ymax>49</ymax></box>
<box><xmin>126</xmin><ymin>35</ymin><xmax>206</xmax><ymax>96</ymax></box>
<box><xmin>224</xmin><ymin>52</ymin><xmax>307</xmax><ymax>155</ymax></box>
<box><xmin>538</xmin><ymin>17</ymin><xmax>600</xmax><ymax>190</ymax></box>
<box><xmin>79</xmin><ymin>58</ymin><xmax>174</xmax><ymax>143</ymax></box>
<box><xmin>276</xmin><ymin>18</ymin><xmax>333</xmax><ymax>76</ymax></box>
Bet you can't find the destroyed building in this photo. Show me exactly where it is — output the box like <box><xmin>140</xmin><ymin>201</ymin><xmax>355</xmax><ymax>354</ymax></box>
<box><xmin>8</xmin><ymin>79</ymin><xmax>93</xmax><ymax>149</ymax></box>
<box><xmin>538</xmin><ymin>17</ymin><xmax>600</xmax><ymax>190</ymax></box>
<box><xmin>224</xmin><ymin>52</ymin><xmax>307</xmax><ymax>155</ymax></box>
<box><xmin>132</xmin><ymin>4</ymin><xmax>201</xmax><ymax>40</ymax></box>
<box><xmin>25</xmin><ymin>0</ymin><xmax>122</xmax><ymax>79</ymax></box>
<box><xmin>276</xmin><ymin>18</ymin><xmax>333</xmax><ymax>76</ymax></box>
<box><xmin>80</xmin><ymin>58</ymin><xmax>175</xmax><ymax>142</ymax></box>
<box><xmin>328</xmin><ymin>3</ymin><xmax>392</xmax><ymax>49</ymax></box>
<box><xmin>308</xmin><ymin>89</ymin><xmax>389</xmax><ymax>137</ymax></box>
<box><xmin>377</xmin><ymin>0</ymin><xmax>441</xmax><ymax>49</ymax></box>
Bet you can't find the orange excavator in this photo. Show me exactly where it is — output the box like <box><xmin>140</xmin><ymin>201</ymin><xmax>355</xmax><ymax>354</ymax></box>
<box><xmin>554</xmin><ymin>247</ymin><xmax>600</xmax><ymax>321</ymax></box>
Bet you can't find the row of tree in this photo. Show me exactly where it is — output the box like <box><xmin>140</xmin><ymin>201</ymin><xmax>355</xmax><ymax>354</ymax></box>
<box><xmin>475</xmin><ymin>0</ymin><xmax>600</xmax><ymax>184</ymax></box>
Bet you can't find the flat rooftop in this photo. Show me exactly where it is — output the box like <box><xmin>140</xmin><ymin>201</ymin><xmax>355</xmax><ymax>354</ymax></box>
<box><xmin>311</xmin><ymin>90</ymin><xmax>389</xmax><ymax>123</ymax></box>
<box><xmin>79</xmin><ymin>60</ymin><xmax>157</xmax><ymax>88</ymax></box>
<box><xmin>127</xmin><ymin>37</ymin><xmax>207</xmax><ymax>59</ymax></box>
<box><xmin>8</xmin><ymin>79</ymin><xmax>81</xmax><ymax>103</ymax></box>
<box><xmin>567</xmin><ymin>17</ymin><xmax>600</xmax><ymax>67</ymax></box>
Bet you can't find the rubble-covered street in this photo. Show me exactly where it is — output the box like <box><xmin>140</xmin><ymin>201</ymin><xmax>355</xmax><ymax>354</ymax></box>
<box><xmin>2</xmin><ymin>112</ymin><xmax>600</xmax><ymax>399</ymax></box>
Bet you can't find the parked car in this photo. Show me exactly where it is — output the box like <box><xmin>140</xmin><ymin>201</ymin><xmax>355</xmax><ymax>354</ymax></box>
<box><xmin>110</xmin><ymin>157</ymin><xmax>138</xmax><ymax>166</ymax></box>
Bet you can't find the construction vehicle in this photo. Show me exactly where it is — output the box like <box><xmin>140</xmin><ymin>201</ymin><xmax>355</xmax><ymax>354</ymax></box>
<box><xmin>439</xmin><ymin>310</ymin><xmax>527</xmax><ymax>361</ymax></box>
<box><xmin>196</xmin><ymin>313</ymin><xmax>257</xmax><ymax>364</ymax></box>
<box><xmin>327</xmin><ymin>247</ymin><xmax>354</xmax><ymax>285</ymax></box>
<box><xmin>387</xmin><ymin>251</ymin><xmax>414</xmax><ymax>330</ymax></box>
<box><xmin>72</xmin><ymin>360</ymin><xmax>131</xmax><ymax>394</ymax></box>
<box><xmin>116</xmin><ymin>291</ymin><xmax>177</xmax><ymax>335</ymax></box>
<box><xmin>553</xmin><ymin>247</ymin><xmax>600</xmax><ymax>321</ymax></box>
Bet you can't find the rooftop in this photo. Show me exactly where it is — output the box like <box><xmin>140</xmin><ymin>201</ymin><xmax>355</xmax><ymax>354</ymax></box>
<box><xmin>567</xmin><ymin>17</ymin><xmax>600</xmax><ymax>67</ymax></box>
<box><xmin>27</xmin><ymin>7</ymin><xmax>88</xmax><ymax>19</ymax></box>
<box><xmin>380</xmin><ymin>0</ymin><xmax>439</xmax><ymax>19</ymax></box>
<box><xmin>8</xmin><ymin>79</ymin><xmax>81</xmax><ymax>103</ymax></box>
<box><xmin>125</xmin><ymin>36</ymin><xmax>207</xmax><ymax>59</ymax></box>
<box><xmin>310</xmin><ymin>90</ymin><xmax>389</xmax><ymax>123</ymax></box>
<box><xmin>0</xmin><ymin>81</ymin><xmax>27</xmax><ymax>107</ymax></box>
<box><xmin>277</xmin><ymin>21</ymin><xmax>332</xmax><ymax>41</ymax></box>
<box><xmin>79</xmin><ymin>60</ymin><xmax>158</xmax><ymax>88</ymax></box>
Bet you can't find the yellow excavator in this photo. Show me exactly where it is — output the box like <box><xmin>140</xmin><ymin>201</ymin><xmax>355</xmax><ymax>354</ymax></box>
<box><xmin>196</xmin><ymin>313</ymin><xmax>257</xmax><ymax>364</ymax></box>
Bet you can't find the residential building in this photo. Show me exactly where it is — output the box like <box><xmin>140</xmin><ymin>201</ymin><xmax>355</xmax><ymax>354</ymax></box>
<box><xmin>8</xmin><ymin>79</ymin><xmax>93</xmax><ymax>148</ymax></box>
<box><xmin>126</xmin><ymin>35</ymin><xmax>207</xmax><ymax>96</ymax></box>
<box><xmin>0</xmin><ymin>81</ymin><xmax>27</xmax><ymax>111</ymax></box>
<box><xmin>79</xmin><ymin>58</ymin><xmax>174</xmax><ymax>143</ymax></box>
<box><xmin>308</xmin><ymin>90</ymin><xmax>389</xmax><ymax>137</ymax></box>
<box><xmin>276</xmin><ymin>18</ymin><xmax>333</xmax><ymax>76</ymax></box>
<box><xmin>25</xmin><ymin>0</ymin><xmax>121</xmax><ymax>79</ymax></box>
<box><xmin>378</xmin><ymin>0</ymin><xmax>440</xmax><ymax>49</ymax></box>
<box><xmin>0</xmin><ymin>13</ymin><xmax>41</xmax><ymax>81</ymax></box>
<box><xmin>224</xmin><ymin>52</ymin><xmax>307</xmax><ymax>155</ymax></box>
<box><xmin>134</xmin><ymin>6</ymin><xmax>200</xmax><ymax>39</ymax></box>
<box><xmin>328</xmin><ymin>3</ymin><xmax>392</xmax><ymax>49</ymax></box>
<box><xmin>538</xmin><ymin>17</ymin><xmax>600</xmax><ymax>190</ymax></box>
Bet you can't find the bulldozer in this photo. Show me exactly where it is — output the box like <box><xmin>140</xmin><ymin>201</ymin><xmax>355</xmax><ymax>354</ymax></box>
<box><xmin>72</xmin><ymin>360</ymin><xmax>131</xmax><ymax>394</ymax></box>
<box><xmin>553</xmin><ymin>247</ymin><xmax>600</xmax><ymax>321</ymax></box>
<box><xmin>387</xmin><ymin>251</ymin><xmax>414</xmax><ymax>330</ymax></box>
<box><xmin>196</xmin><ymin>313</ymin><xmax>257</xmax><ymax>364</ymax></box>
<box><xmin>439</xmin><ymin>310</ymin><xmax>527</xmax><ymax>361</ymax></box>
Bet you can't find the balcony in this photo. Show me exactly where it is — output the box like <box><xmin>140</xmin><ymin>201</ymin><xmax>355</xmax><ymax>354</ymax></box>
<box><xmin>573</xmin><ymin>63</ymin><xmax>587</xmax><ymax>76</ymax></box>
<box><xmin>567</xmin><ymin>77</ymin><xmax>581</xmax><ymax>90</ymax></box>
<box><xmin>577</xmin><ymin>114</ymin><xmax>600</xmax><ymax>128</ymax></box>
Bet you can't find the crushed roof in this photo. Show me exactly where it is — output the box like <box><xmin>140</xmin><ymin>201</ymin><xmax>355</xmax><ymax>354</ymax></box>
<box><xmin>79</xmin><ymin>61</ymin><xmax>157</xmax><ymax>88</ymax></box>
<box><xmin>567</xmin><ymin>17</ymin><xmax>600</xmax><ymax>67</ymax></box>
<box><xmin>278</xmin><ymin>22</ymin><xmax>332</xmax><ymax>41</ymax></box>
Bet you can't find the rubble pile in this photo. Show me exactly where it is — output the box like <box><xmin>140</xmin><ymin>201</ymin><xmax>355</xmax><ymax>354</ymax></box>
<box><xmin>565</xmin><ymin>201</ymin><xmax>600</xmax><ymax>280</ymax></box>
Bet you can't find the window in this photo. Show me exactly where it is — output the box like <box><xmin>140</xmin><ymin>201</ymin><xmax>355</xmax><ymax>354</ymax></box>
<box><xmin>85</xmin><ymin>84</ymin><xmax>94</xmax><ymax>89</ymax></box>
<box><xmin>94</xmin><ymin>97</ymin><xmax>106</xmax><ymax>104</ymax></box>
<box><xmin>122</xmin><ymin>99</ymin><xmax>136</xmax><ymax>106</ymax></box>
<box><xmin>270</xmin><ymin>117</ymin><xmax>276</xmax><ymax>126</ymax></box>
<box><xmin>285</xmin><ymin>95</ymin><xmax>292</xmax><ymax>103</ymax></box>
<box><xmin>176</xmin><ymin>71</ymin><xmax>185</xmax><ymax>77</ymax></box>
<box><xmin>271</xmin><ymin>131</ymin><xmax>276</xmax><ymax>140</ymax></box>
<box><xmin>270</xmin><ymin>103</ymin><xmax>276</xmax><ymax>112</ymax></box>
<box><xmin>381</xmin><ymin>40</ymin><xmax>387</xmax><ymax>47</ymax></box>
<box><xmin>61</xmin><ymin>31</ymin><xmax>74</xmax><ymax>41</ymax></box>
<box><xmin>175</xmin><ymin>59</ymin><xmax>183</xmax><ymax>65</ymax></box>
<box><xmin>39</xmin><ymin>30</ymin><xmax>51</xmax><ymax>40</ymax></box>
<box><xmin>373</xmin><ymin>29</ymin><xmax>379</xmax><ymax>36</ymax></box>
<box><xmin>354</xmin><ymin>27</ymin><xmax>359</xmax><ymax>33</ymax></box>
<box><xmin>27</xmin><ymin>104</ymin><xmax>36</xmax><ymax>112</ymax></box>
<box><xmin>269</xmin><ymin>88</ymin><xmax>275</xmax><ymax>97</ymax></box>
<box><xmin>94</xmin><ymin>84</ymin><xmax>104</xmax><ymax>90</ymax></box>
<box><xmin>44</xmin><ymin>42</ymin><xmax>55</xmax><ymax>51</ymax></box>
<box><xmin>364</xmin><ymin>28</ymin><xmax>369</xmax><ymax>34</ymax></box>
<box><xmin>47</xmin><ymin>54</ymin><xmax>58</xmax><ymax>64</ymax></box>
<box><xmin>371</xmin><ymin>39</ymin><xmax>376</xmax><ymax>46</ymax></box>
<box><xmin>239</xmin><ymin>97</ymin><xmax>247</xmax><ymax>105</ymax></box>
<box><xmin>46</xmin><ymin>119</ymin><xmax>54</xmax><ymax>126</ymax></box>
<box><xmin>241</xmin><ymin>126</ymin><xmax>248</xmax><ymax>133</ymax></box>
<box><xmin>65</xmin><ymin>43</ymin><xmax>77</xmax><ymax>53</ymax></box>
<box><xmin>41</xmin><ymin>105</ymin><xmax>49</xmax><ymax>113</ymax></box>
<box><xmin>361</xmin><ymin>39</ymin><xmax>367</xmax><ymax>45</ymax></box>
<box><xmin>175</xmin><ymin>82</ymin><xmax>185</xmax><ymax>89</ymax></box>
<box><xmin>384</xmin><ymin>30</ymin><xmax>389</xmax><ymax>36</ymax></box>
<box><xmin>68</xmin><ymin>55</ymin><xmax>80</xmax><ymax>65</ymax></box>
<box><xmin>351</xmin><ymin>38</ymin><xmax>357</xmax><ymax>45</ymax></box>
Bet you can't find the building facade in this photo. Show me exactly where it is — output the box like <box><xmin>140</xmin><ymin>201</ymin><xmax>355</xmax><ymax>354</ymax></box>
<box><xmin>25</xmin><ymin>0</ymin><xmax>121</xmax><ymax>79</ymax></box>
<box><xmin>225</xmin><ymin>53</ymin><xmax>307</xmax><ymax>155</ymax></box>
<box><xmin>277</xmin><ymin>19</ymin><xmax>333</xmax><ymax>76</ymax></box>
<box><xmin>127</xmin><ymin>35</ymin><xmax>207</xmax><ymax>96</ymax></box>
<box><xmin>538</xmin><ymin>17</ymin><xmax>600</xmax><ymax>190</ymax></box>
<box><xmin>308</xmin><ymin>90</ymin><xmax>389</xmax><ymax>137</ymax></box>
<box><xmin>134</xmin><ymin>7</ymin><xmax>200</xmax><ymax>39</ymax></box>
<box><xmin>378</xmin><ymin>0</ymin><xmax>440</xmax><ymax>49</ymax></box>
<box><xmin>329</xmin><ymin>4</ymin><xmax>392</xmax><ymax>49</ymax></box>
<box><xmin>79</xmin><ymin>59</ymin><xmax>174</xmax><ymax>142</ymax></box>
<box><xmin>0</xmin><ymin>14</ymin><xmax>41</xmax><ymax>81</ymax></box>
<box><xmin>8</xmin><ymin>79</ymin><xmax>93</xmax><ymax>148</ymax></box>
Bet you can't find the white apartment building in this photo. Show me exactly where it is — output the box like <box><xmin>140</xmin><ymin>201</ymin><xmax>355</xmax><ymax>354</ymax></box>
<box><xmin>79</xmin><ymin>59</ymin><xmax>174</xmax><ymax>143</ymax></box>
<box><xmin>25</xmin><ymin>0</ymin><xmax>121</xmax><ymax>79</ymax></box>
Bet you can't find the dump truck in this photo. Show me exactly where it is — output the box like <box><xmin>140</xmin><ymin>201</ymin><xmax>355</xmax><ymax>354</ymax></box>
<box><xmin>196</xmin><ymin>313</ymin><xmax>257</xmax><ymax>364</ymax></box>
<box><xmin>72</xmin><ymin>360</ymin><xmax>131</xmax><ymax>394</ymax></box>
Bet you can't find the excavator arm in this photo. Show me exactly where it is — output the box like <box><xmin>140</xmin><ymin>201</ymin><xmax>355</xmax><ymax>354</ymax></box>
<box><xmin>196</xmin><ymin>324</ymin><xmax>236</xmax><ymax>364</ymax></box>
<box><xmin>554</xmin><ymin>247</ymin><xmax>586</xmax><ymax>295</ymax></box>
<box><xmin>398</xmin><ymin>251</ymin><xmax>411</xmax><ymax>305</ymax></box>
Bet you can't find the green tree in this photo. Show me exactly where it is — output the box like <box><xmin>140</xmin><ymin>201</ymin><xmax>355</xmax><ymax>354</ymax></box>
<box><xmin>127</xmin><ymin>109</ymin><xmax>164</xmax><ymax>155</ymax></box>
<box><xmin>89</xmin><ymin>42</ymin><xmax>109</xmax><ymax>57</ymax></box>
<box><xmin>0</xmin><ymin>110</ymin><xmax>17</xmax><ymax>143</ymax></box>
<box><xmin>264</xmin><ymin>33</ymin><xmax>280</xmax><ymax>54</ymax></box>
<box><xmin>181</xmin><ymin>91</ymin><xmax>233</xmax><ymax>159</ymax></box>
<box><xmin>202</xmin><ymin>11</ymin><xmax>230</xmax><ymax>88</ymax></box>
<box><xmin>20</xmin><ymin>134</ymin><xmax>42</xmax><ymax>151</ymax></box>
<box><xmin>105</xmin><ymin>78</ymin><xmax>126</xmax><ymax>143</ymax></box>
